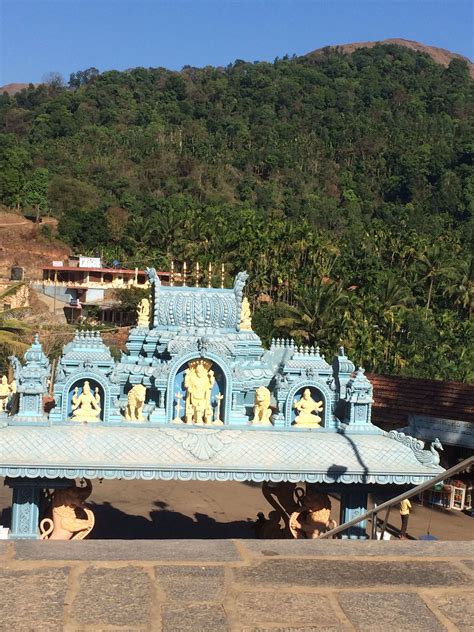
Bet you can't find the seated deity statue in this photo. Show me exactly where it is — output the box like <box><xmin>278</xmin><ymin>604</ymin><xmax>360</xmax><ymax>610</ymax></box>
<box><xmin>184</xmin><ymin>359</ymin><xmax>215</xmax><ymax>424</ymax></box>
<box><xmin>71</xmin><ymin>380</ymin><xmax>101</xmax><ymax>422</ymax></box>
<box><xmin>252</xmin><ymin>386</ymin><xmax>272</xmax><ymax>425</ymax></box>
<box><xmin>40</xmin><ymin>479</ymin><xmax>95</xmax><ymax>540</ymax></box>
<box><xmin>0</xmin><ymin>375</ymin><xmax>15</xmax><ymax>412</ymax></box>
<box><xmin>240</xmin><ymin>297</ymin><xmax>252</xmax><ymax>330</ymax></box>
<box><xmin>124</xmin><ymin>383</ymin><xmax>147</xmax><ymax>421</ymax></box>
<box><xmin>293</xmin><ymin>388</ymin><xmax>323</xmax><ymax>427</ymax></box>
<box><xmin>137</xmin><ymin>297</ymin><xmax>150</xmax><ymax>327</ymax></box>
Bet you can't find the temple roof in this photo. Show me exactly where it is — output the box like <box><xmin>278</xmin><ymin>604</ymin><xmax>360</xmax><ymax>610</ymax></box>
<box><xmin>368</xmin><ymin>373</ymin><xmax>474</xmax><ymax>428</ymax></box>
<box><xmin>0</xmin><ymin>424</ymin><xmax>443</xmax><ymax>484</ymax></box>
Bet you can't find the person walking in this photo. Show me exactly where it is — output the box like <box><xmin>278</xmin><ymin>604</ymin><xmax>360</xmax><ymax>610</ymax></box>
<box><xmin>399</xmin><ymin>498</ymin><xmax>412</xmax><ymax>539</ymax></box>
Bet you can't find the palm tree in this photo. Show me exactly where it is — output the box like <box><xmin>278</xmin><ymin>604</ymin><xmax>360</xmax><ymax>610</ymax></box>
<box><xmin>0</xmin><ymin>285</ymin><xmax>31</xmax><ymax>370</ymax></box>
<box><xmin>416</xmin><ymin>244</ymin><xmax>459</xmax><ymax>313</ymax></box>
<box><xmin>274</xmin><ymin>279</ymin><xmax>350</xmax><ymax>347</ymax></box>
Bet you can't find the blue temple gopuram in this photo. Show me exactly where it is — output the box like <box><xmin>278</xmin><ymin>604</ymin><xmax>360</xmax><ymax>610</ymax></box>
<box><xmin>0</xmin><ymin>270</ymin><xmax>444</xmax><ymax>539</ymax></box>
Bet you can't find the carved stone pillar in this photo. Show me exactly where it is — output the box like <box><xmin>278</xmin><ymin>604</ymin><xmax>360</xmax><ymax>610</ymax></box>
<box><xmin>7</xmin><ymin>479</ymin><xmax>41</xmax><ymax>539</ymax></box>
<box><xmin>6</xmin><ymin>478</ymin><xmax>71</xmax><ymax>540</ymax></box>
<box><xmin>339</xmin><ymin>487</ymin><xmax>368</xmax><ymax>540</ymax></box>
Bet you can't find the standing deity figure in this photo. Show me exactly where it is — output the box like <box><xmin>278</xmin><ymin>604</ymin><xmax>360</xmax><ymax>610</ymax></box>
<box><xmin>40</xmin><ymin>479</ymin><xmax>95</xmax><ymax>540</ymax></box>
<box><xmin>252</xmin><ymin>386</ymin><xmax>272</xmax><ymax>425</ymax></box>
<box><xmin>240</xmin><ymin>297</ymin><xmax>252</xmax><ymax>330</ymax></box>
<box><xmin>71</xmin><ymin>380</ymin><xmax>101</xmax><ymax>422</ymax></box>
<box><xmin>137</xmin><ymin>297</ymin><xmax>151</xmax><ymax>327</ymax></box>
<box><xmin>293</xmin><ymin>388</ymin><xmax>323</xmax><ymax>427</ymax></box>
<box><xmin>124</xmin><ymin>384</ymin><xmax>147</xmax><ymax>421</ymax></box>
<box><xmin>184</xmin><ymin>360</ymin><xmax>215</xmax><ymax>424</ymax></box>
<box><xmin>0</xmin><ymin>375</ymin><xmax>15</xmax><ymax>412</ymax></box>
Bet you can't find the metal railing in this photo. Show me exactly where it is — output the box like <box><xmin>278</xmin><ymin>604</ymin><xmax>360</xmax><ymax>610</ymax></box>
<box><xmin>319</xmin><ymin>454</ymin><xmax>474</xmax><ymax>539</ymax></box>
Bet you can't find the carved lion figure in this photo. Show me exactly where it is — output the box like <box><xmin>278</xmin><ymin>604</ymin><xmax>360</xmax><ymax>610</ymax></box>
<box><xmin>252</xmin><ymin>386</ymin><xmax>272</xmax><ymax>425</ymax></box>
<box><xmin>40</xmin><ymin>480</ymin><xmax>94</xmax><ymax>540</ymax></box>
<box><xmin>125</xmin><ymin>384</ymin><xmax>147</xmax><ymax>421</ymax></box>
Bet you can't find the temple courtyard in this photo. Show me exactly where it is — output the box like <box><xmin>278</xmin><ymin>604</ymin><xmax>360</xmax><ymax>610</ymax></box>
<box><xmin>1</xmin><ymin>478</ymin><xmax>472</xmax><ymax>541</ymax></box>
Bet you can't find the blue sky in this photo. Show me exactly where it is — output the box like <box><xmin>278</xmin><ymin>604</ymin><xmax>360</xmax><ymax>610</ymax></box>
<box><xmin>1</xmin><ymin>0</ymin><xmax>472</xmax><ymax>85</ymax></box>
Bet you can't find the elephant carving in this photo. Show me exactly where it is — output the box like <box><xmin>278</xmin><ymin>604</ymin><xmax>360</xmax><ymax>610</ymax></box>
<box><xmin>40</xmin><ymin>480</ymin><xmax>95</xmax><ymax>540</ymax></box>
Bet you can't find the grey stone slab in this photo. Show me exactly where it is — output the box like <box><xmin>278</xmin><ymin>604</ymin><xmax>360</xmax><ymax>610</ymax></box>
<box><xmin>161</xmin><ymin>603</ymin><xmax>228</xmax><ymax>631</ymax></box>
<box><xmin>0</xmin><ymin>540</ymin><xmax>8</xmax><ymax>559</ymax></box>
<box><xmin>241</xmin><ymin>539</ymin><xmax>474</xmax><ymax>558</ymax></box>
<box><xmin>242</xmin><ymin>628</ymin><xmax>349</xmax><ymax>632</ymax></box>
<box><xmin>13</xmin><ymin>538</ymin><xmax>241</xmax><ymax>561</ymax></box>
<box><xmin>434</xmin><ymin>592</ymin><xmax>474</xmax><ymax>631</ymax></box>
<box><xmin>337</xmin><ymin>592</ymin><xmax>444</xmax><ymax>631</ymax></box>
<box><xmin>235</xmin><ymin>592</ymin><xmax>342</xmax><ymax>628</ymax></box>
<box><xmin>155</xmin><ymin>565</ymin><xmax>225</xmax><ymax>602</ymax></box>
<box><xmin>234</xmin><ymin>559</ymin><xmax>472</xmax><ymax>588</ymax></box>
<box><xmin>71</xmin><ymin>567</ymin><xmax>151</xmax><ymax>627</ymax></box>
<box><xmin>0</xmin><ymin>568</ymin><xmax>69</xmax><ymax>632</ymax></box>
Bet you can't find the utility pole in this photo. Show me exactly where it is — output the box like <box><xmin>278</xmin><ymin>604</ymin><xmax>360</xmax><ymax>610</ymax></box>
<box><xmin>53</xmin><ymin>270</ymin><xmax>57</xmax><ymax>314</ymax></box>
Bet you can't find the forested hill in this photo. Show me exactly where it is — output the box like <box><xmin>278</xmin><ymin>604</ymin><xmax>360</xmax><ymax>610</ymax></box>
<box><xmin>0</xmin><ymin>43</ymin><xmax>472</xmax><ymax>380</ymax></box>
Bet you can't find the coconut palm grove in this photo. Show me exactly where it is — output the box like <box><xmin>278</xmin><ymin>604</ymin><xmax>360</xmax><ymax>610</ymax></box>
<box><xmin>0</xmin><ymin>43</ymin><xmax>472</xmax><ymax>381</ymax></box>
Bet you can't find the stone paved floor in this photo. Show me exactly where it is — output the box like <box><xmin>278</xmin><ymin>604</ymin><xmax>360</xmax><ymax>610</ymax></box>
<box><xmin>0</xmin><ymin>540</ymin><xmax>472</xmax><ymax>631</ymax></box>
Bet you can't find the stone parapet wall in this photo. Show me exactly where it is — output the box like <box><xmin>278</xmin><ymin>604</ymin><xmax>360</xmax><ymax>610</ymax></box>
<box><xmin>0</xmin><ymin>540</ymin><xmax>472</xmax><ymax>630</ymax></box>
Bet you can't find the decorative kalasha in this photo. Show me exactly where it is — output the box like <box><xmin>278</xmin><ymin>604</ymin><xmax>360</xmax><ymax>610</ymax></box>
<box><xmin>252</xmin><ymin>386</ymin><xmax>272</xmax><ymax>425</ymax></box>
<box><xmin>40</xmin><ymin>479</ymin><xmax>94</xmax><ymax>540</ymax></box>
<box><xmin>2</xmin><ymin>269</ymin><xmax>445</xmax><ymax>540</ymax></box>
<box><xmin>184</xmin><ymin>359</ymin><xmax>215</xmax><ymax>425</ymax></box>
<box><xmin>293</xmin><ymin>388</ymin><xmax>324</xmax><ymax>427</ymax></box>
<box><xmin>71</xmin><ymin>380</ymin><xmax>101</xmax><ymax>422</ymax></box>
<box><xmin>124</xmin><ymin>384</ymin><xmax>147</xmax><ymax>422</ymax></box>
<box><xmin>0</xmin><ymin>375</ymin><xmax>15</xmax><ymax>412</ymax></box>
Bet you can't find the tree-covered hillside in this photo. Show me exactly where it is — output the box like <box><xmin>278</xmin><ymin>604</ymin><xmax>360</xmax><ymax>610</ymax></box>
<box><xmin>0</xmin><ymin>44</ymin><xmax>472</xmax><ymax>380</ymax></box>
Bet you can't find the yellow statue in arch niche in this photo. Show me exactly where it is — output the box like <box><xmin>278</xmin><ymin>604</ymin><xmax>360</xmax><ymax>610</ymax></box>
<box><xmin>184</xmin><ymin>359</ymin><xmax>215</xmax><ymax>424</ymax></box>
<box><xmin>71</xmin><ymin>380</ymin><xmax>101</xmax><ymax>422</ymax></box>
<box><xmin>293</xmin><ymin>388</ymin><xmax>323</xmax><ymax>428</ymax></box>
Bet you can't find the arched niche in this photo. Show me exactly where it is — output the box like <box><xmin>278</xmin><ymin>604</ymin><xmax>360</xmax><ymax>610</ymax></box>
<box><xmin>166</xmin><ymin>351</ymin><xmax>232</xmax><ymax>424</ymax></box>
<box><xmin>58</xmin><ymin>371</ymin><xmax>111</xmax><ymax>423</ymax></box>
<box><xmin>285</xmin><ymin>380</ymin><xmax>333</xmax><ymax>428</ymax></box>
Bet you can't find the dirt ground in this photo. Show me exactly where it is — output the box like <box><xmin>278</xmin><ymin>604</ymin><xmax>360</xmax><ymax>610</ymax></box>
<box><xmin>0</xmin><ymin>478</ymin><xmax>472</xmax><ymax>540</ymax></box>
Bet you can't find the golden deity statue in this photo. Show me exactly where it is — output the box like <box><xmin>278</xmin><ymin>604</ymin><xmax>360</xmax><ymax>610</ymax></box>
<box><xmin>293</xmin><ymin>388</ymin><xmax>323</xmax><ymax>427</ymax></box>
<box><xmin>137</xmin><ymin>297</ymin><xmax>151</xmax><ymax>327</ymax></box>
<box><xmin>0</xmin><ymin>375</ymin><xmax>15</xmax><ymax>412</ymax></box>
<box><xmin>184</xmin><ymin>359</ymin><xmax>215</xmax><ymax>424</ymax></box>
<box><xmin>71</xmin><ymin>380</ymin><xmax>101</xmax><ymax>422</ymax></box>
<box><xmin>240</xmin><ymin>297</ymin><xmax>252</xmax><ymax>330</ymax></box>
<box><xmin>40</xmin><ymin>479</ymin><xmax>95</xmax><ymax>540</ymax></box>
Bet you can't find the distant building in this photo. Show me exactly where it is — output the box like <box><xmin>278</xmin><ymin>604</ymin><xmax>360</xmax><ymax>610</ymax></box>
<box><xmin>36</xmin><ymin>262</ymin><xmax>170</xmax><ymax>324</ymax></box>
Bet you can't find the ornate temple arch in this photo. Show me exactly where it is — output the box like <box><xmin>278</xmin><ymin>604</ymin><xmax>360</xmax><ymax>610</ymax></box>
<box><xmin>57</xmin><ymin>370</ymin><xmax>113</xmax><ymax>423</ymax></box>
<box><xmin>166</xmin><ymin>351</ymin><xmax>233</xmax><ymax>423</ymax></box>
<box><xmin>284</xmin><ymin>379</ymin><xmax>334</xmax><ymax>428</ymax></box>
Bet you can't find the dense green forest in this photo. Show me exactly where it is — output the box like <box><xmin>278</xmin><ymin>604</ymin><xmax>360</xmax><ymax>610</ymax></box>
<box><xmin>0</xmin><ymin>44</ymin><xmax>473</xmax><ymax>380</ymax></box>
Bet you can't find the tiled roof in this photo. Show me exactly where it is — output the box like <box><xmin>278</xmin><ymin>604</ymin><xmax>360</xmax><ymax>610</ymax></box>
<box><xmin>0</xmin><ymin>424</ymin><xmax>442</xmax><ymax>484</ymax></box>
<box><xmin>368</xmin><ymin>373</ymin><xmax>474</xmax><ymax>428</ymax></box>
